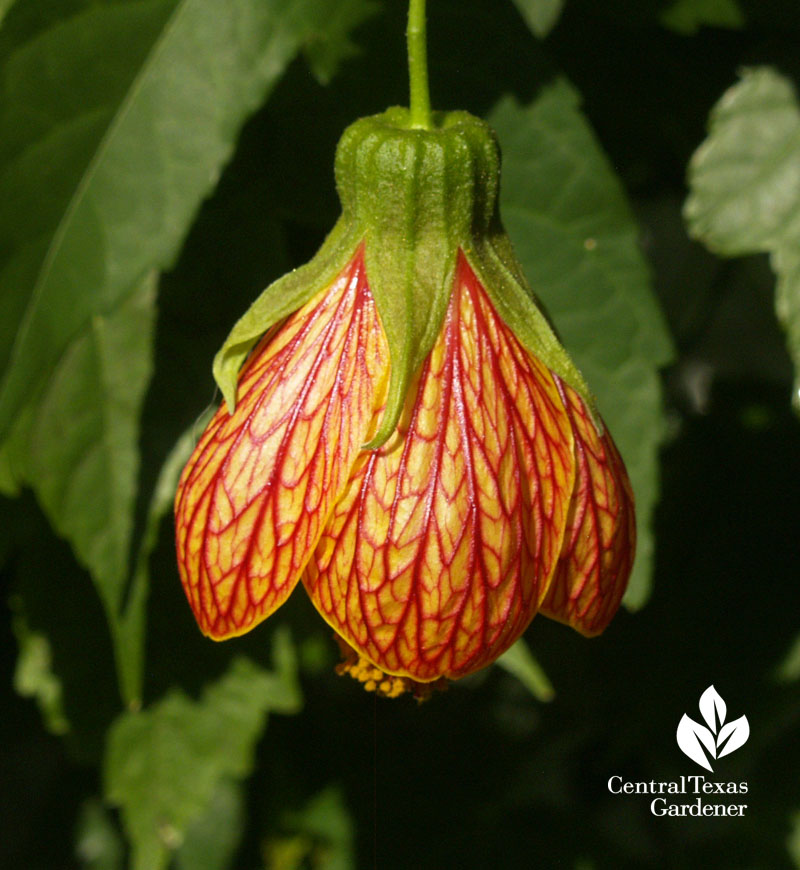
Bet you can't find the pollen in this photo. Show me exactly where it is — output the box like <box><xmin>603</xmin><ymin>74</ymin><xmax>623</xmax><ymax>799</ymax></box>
<box><xmin>334</xmin><ymin>637</ymin><xmax>447</xmax><ymax>700</ymax></box>
<box><xmin>336</xmin><ymin>653</ymin><xmax>408</xmax><ymax>698</ymax></box>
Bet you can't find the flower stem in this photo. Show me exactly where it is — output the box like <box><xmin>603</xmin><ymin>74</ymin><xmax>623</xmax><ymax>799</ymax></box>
<box><xmin>407</xmin><ymin>0</ymin><xmax>432</xmax><ymax>129</ymax></box>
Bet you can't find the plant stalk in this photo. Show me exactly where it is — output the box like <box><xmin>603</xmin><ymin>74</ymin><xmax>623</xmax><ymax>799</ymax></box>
<box><xmin>407</xmin><ymin>0</ymin><xmax>432</xmax><ymax>129</ymax></box>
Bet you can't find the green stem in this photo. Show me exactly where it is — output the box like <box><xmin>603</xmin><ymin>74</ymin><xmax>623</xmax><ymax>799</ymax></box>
<box><xmin>407</xmin><ymin>0</ymin><xmax>432</xmax><ymax>129</ymax></box>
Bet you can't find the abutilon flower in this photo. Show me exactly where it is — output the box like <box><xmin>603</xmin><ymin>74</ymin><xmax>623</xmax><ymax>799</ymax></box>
<box><xmin>174</xmin><ymin>5</ymin><xmax>635</xmax><ymax>698</ymax></box>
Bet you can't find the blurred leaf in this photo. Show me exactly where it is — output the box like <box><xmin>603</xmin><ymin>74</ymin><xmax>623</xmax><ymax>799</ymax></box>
<box><xmin>75</xmin><ymin>799</ymin><xmax>124</xmax><ymax>870</ymax></box>
<box><xmin>267</xmin><ymin>786</ymin><xmax>355</xmax><ymax>870</ymax></box>
<box><xmin>174</xmin><ymin>779</ymin><xmax>244</xmax><ymax>870</ymax></box>
<box><xmin>685</xmin><ymin>68</ymin><xmax>800</xmax><ymax>253</ymax></box>
<box><xmin>490</xmin><ymin>81</ymin><xmax>674</xmax><ymax>608</ymax></box>
<box><xmin>0</xmin><ymin>0</ymin><xmax>339</xmax><ymax>433</ymax></box>
<box><xmin>774</xmin><ymin>247</ymin><xmax>800</xmax><ymax>412</ymax></box>
<box><xmin>660</xmin><ymin>0</ymin><xmax>744</xmax><ymax>34</ymax></box>
<box><xmin>6</xmin><ymin>496</ymin><xmax>121</xmax><ymax>761</ymax></box>
<box><xmin>495</xmin><ymin>638</ymin><xmax>555</xmax><ymax>702</ymax></box>
<box><xmin>776</xmin><ymin>632</ymin><xmax>800</xmax><ymax>683</ymax></box>
<box><xmin>511</xmin><ymin>0</ymin><xmax>565</xmax><ymax>38</ymax></box>
<box><xmin>105</xmin><ymin>633</ymin><xmax>301</xmax><ymax>870</ymax></box>
<box><xmin>0</xmin><ymin>438</ymin><xmax>19</xmax><ymax>496</ymax></box>
<box><xmin>685</xmin><ymin>67</ymin><xmax>800</xmax><ymax>415</ymax></box>
<box><xmin>117</xmin><ymin>408</ymin><xmax>214</xmax><ymax>708</ymax></box>
<box><xmin>0</xmin><ymin>0</ymin><xmax>349</xmax><ymax>702</ymax></box>
<box><xmin>4</xmin><ymin>274</ymin><xmax>156</xmax><ymax>706</ymax></box>
<box><xmin>11</xmin><ymin>602</ymin><xmax>69</xmax><ymax>735</ymax></box>
<box><xmin>0</xmin><ymin>0</ymin><xmax>15</xmax><ymax>31</ymax></box>
<box><xmin>303</xmin><ymin>0</ymin><xmax>378</xmax><ymax>85</ymax></box>
<box><xmin>790</xmin><ymin>811</ymin><xmax>800</xmax><ymax>869</ymax></box>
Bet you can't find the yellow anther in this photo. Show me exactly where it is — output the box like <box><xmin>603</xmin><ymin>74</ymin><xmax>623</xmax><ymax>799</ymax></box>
<box><xmin>333</xmin><ymin>634</ymin><xmax>447</xmax><ymax>700</ymax></box>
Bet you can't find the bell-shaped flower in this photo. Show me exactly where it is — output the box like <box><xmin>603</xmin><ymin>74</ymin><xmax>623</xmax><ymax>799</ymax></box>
<box><xmin>174</xmin><ymin>107</ymin><xmax>635</xmax><ymax>697</ymax></box>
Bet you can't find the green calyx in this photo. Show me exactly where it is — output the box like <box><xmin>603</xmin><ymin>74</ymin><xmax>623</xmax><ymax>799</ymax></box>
<box><xmin>213</xmin><ymin>106</ymin><xmax>597</xmax><ymax>444</ymax></box>
<box><xmin>335</xmin><ymin>107</ymin><xmax>503</xmax><ymax>447</ymax></box>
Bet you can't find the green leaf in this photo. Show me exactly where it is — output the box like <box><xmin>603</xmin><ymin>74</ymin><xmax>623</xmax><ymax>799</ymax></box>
<box><xmin>0</xmin><ymin>0</ymin><xmax>335</xmax><ymax>433</ymax></box>
<box><xmin>776</xmin><ymin>631</ymin><xmax>800</xmax><ymax>683</ymax></box>
<box><xmin>489</xmin><ymin>81</ymin><xmax>674</xmax><ymax>609</ymax></box>
<box><xmin>4</xmin><ymin>274</ymin><xmax>156</xmax><ymax>706</ymax></box>
<box><xmin>685</xmin><ymin>68</ymin><xmax>800</xmax><ymax>255</ymax></box>
<box><xmin>495</xmin><ymin>638</ymin><xmax>555</xmax><ymax>702</ymax></box>
<box><xmin>267</xmin><ymin>786</ymin><xmax>355</xmax><ymax>870</ymax></box>
<box><xmin>660</xmin><ymin>0</ymin><xmax>744</xmax><ymax>34</ymax></box>
<box><xmin>0</xmin><ymin>0</ymin><xmax>345</xmax><ymax>701</ymax></box>
<box><xmin>6</xmin><ymin>499</ymin><xmax>122</xmax><ymax>760</ymax></box>
<box><xmin>790</xmin><ymin>812</ymin><xmax>800</xmax><ymax>870</ymax></box>
<box><xmin>0</xmin><ymin>437</ymin><xmax>19</xmax><ymax>496</ymax></box>
<box><xmin>685</xmin><ymin>67</ymin><xmax>800</xmax><ymax>415</ymax></box>
<box><xmin>0</xmin><ymin>0</ymin><xmax>16</xmax><ymax>31</ymax></box>
<box><xmin>303</xmin><ymin>0</ymin><xmax>378</xmax><ymax>85</ymax></box>
<box><xmin>774</xmin><ymin>247</ymin><xmax>800</xmax><ymax>415</ymax></box>
<box><xmin>117</xmin><ymin>408</ymin><xmax>214</xmax><ymax>708</ymax></box>
<box><xmin>174</xmin><ymin>779</ymin><xmax>245</xmax><ymax>870</ymax></box>
<box><xmin>11</xmin><ymin>600</ymin><xmax>69</xmax><ymax>735</ymax></box>
<box><xmin>511</xmin><ymin>0</ymin><xmax>565</xmax><ymax>38</ymax></box>
<box><xmin>105</xmin><ymin>634</ymin><xmax>302</xmax><ymax>870</ymax></box>
<box><xmin>75</xmin><ymin>799</ymin><xmax>125</xmax><ymax>870</ymax></box>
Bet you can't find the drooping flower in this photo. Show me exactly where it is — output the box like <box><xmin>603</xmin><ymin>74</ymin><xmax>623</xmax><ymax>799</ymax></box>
<box><xmin>174</xmin><ymin>7</ymin><xmax>635</xmax><ymax>698</ymax></box>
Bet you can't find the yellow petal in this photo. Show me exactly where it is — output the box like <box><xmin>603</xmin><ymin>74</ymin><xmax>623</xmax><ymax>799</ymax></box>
<box><xmin>539</xmin><ymin>379</ymin><xmax>636</xmax><ymax>636</ymax></box>
<box><xmin>175</xmin><ymin>247</ymin><xmax>389</xmax><ymax>638</ymax></box>
<box><xmin>305</xmin><ymin>252</ymin><xmax>575</xmax><ymax>680</ymax></box>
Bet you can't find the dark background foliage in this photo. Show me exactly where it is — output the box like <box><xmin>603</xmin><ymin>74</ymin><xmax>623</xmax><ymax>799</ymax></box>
<box><xmin>1</xmin><ymin>0</ymin><xmax>799</xmax><ymax>867</ymax></box>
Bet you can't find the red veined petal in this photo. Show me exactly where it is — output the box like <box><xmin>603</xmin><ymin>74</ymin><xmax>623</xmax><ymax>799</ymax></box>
<box><xmin>304</xmin><ymin>251</ymin><xmax>575</xmax><ymax>681</ymax></box>
<box><xmin>539</xmin><ymin>378</ymin><xmax>636</xmax><ymax>636</ymax></box>
<box><xmin>175</xmin><ymin>247</ymin><xmax>389</xmax><ymax>638</ymax></box>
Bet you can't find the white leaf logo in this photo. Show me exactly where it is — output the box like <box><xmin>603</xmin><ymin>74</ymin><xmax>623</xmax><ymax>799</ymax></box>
<box><xmin>717</xmin><ymin>716</ymin><xmax>750</xmax><ymax>758</ymax></box>
<box><xmin>699</xmin><ymin>685</ymin><xmax>726</xmax><ymax>732</ymax></box>
<box><xmin>676</xmin><ymin>685</ymin><xmax>749</xmax><ymax>771</ymax></box>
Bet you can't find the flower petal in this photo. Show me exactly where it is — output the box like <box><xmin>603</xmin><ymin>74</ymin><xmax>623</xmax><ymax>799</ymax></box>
<box><xmin>305</xmin><ymin>252</ymin><xmax>575</xmax><ymax>681</ymax></box>
<box><xmin>539</xmin><ymin>378</ymin><xmax>636</xmax><ymax>636</ymax></box>
<box><xmin>175</xmin><ymin>248</ymin><xmax>388</xmax><ymax>638</ymax></box>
